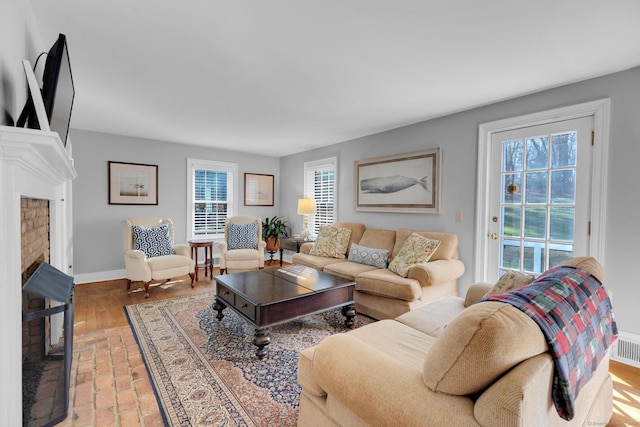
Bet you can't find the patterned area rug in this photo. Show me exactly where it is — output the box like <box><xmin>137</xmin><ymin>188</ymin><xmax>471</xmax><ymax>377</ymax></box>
<box><xmin>125</xmin><ymin>292</ymin><xmax>373</xmax><ymax>426</ymax></box>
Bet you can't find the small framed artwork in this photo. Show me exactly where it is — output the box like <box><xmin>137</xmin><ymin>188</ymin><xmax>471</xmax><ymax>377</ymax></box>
<box><xmin>108</xmin><ymin>161</ymin><xmax>158</xmax><ymax>205</ymax></box>
<box><xmin>244</xmin><ymin>173</ymin><xmax>274</xmax><ymax>206</ymax></box>
<box><xmin>354</xmin><ymin>148</ymin><xmax>441</xmax><ymax>213</ymax></box>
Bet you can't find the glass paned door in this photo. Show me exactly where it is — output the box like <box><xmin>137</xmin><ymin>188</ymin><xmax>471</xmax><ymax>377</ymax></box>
<box><xmin>488</xmin><ymin>117</ymin><xmax>592</xmax><ymax>278</ymax></box>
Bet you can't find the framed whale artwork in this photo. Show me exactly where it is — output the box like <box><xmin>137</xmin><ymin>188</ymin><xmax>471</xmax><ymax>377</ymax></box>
<box><xmin>354</xmin><ymin>148</ymin><xmax>441</xmax><ymax>213</ymax></box>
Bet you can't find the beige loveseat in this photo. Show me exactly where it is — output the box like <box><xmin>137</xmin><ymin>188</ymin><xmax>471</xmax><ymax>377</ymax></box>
<box><xmin>292</xmin><ymin>222</ymin><xmax>465</xmax><ymax>319</ymax></box>
<box><xmin>297</xmin><ymin>257</ymin><xmax>615</xmax><ymax>426</ymax></box>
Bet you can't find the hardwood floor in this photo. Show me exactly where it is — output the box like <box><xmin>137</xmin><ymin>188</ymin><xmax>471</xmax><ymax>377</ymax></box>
<box><xmin>73</xmin><ymin>267</ymin><xmax>639</xmax><ymax>425</ymax></box>
<box><xmin>73</xmin><ymin>273</ymin><xmax>217</xmax><ymax>336</ymax></box>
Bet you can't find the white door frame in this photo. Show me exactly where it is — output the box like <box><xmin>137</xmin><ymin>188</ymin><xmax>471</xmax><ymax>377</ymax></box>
<box><xmin>474</xmin><ymin>99</ymin><xmax>610</xmax><ymax>282</ymax></box>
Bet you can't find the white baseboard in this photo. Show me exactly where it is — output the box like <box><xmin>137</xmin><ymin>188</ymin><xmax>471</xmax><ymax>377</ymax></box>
<box><xmin>73</xmin><ymin>253</ymin><xmax>295</xmax><ymax>285</ymax></box>
<box><xmin>73</xmin><ymin>269</ymin><xmax>126</xmax><ymax>285</ymax></box>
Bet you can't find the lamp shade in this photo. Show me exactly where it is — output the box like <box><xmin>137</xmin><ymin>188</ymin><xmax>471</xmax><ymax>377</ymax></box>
<box><xmin>297</xmin><ymin>198</ymin><xmax>317</xmax><ymax>215</ymax></box>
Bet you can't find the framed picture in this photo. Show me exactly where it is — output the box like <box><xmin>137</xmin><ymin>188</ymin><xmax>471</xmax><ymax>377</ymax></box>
<box><xmin>244</xmin><ymin>173</ymin><xmax>274</xmax><ymax>206</ymax></box>
<box><xmin>108</xmin><ymin>161</ymin><xmax>158</xmax><ymax>205</ymax></box>
<box><xmin>354</xmin><ymin>148</ymin><xmax>441</xmax><ymax>213</ymax></box>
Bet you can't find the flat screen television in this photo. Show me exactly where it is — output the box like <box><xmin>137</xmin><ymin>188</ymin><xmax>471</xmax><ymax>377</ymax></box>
<box><xmin>17</xmin><ymin>34</ymin><xmax>75</xmax><ymax>147</ymax></box>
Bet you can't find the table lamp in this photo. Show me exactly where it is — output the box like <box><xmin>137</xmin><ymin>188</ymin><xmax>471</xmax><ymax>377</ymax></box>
<box><xmin>297</xmin><ymin>198</ymin><xmax>317</xmax><ymax>240</ymax></box>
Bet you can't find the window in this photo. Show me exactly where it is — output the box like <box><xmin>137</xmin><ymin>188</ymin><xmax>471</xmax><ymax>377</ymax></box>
<box><xmin>304</xmin><ymin>157</ymin><xmax>337</xmax><ymax>235</ymax></box>
<box><xmin>187</xmin><ymin>159</ymin><xmax>237</xmax><ymax>239</ymax></box>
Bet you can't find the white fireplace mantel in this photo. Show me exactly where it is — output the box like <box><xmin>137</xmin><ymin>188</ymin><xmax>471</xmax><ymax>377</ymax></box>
<box><xmin>0</xmin><ymin>125</ymin><xmax>76</xmax><ymax>426</ymax></box>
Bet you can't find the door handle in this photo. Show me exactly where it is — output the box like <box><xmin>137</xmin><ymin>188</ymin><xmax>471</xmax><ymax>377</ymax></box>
<box><xmin>490</xmin><ymin>233</ymin><xmax>498</xmax><ymax>240</ymax></box>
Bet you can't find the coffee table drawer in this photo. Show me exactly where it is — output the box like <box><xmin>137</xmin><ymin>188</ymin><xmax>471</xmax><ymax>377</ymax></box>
<box><xmin>235</xmin><ymin>295</ymin><xmax>256</xmax><ymax>321</ymax></box>
<box><xmin>217</xmin><ymin>284</ymin><xmax>236</xmax><ymax>306</ymax></box>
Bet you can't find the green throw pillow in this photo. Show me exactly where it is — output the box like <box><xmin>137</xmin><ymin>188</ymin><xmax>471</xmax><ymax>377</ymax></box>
<box><xmin>310</xmin><ymin>225</ymin><xmax>352</xmax><ymax>259</ymax></box>
<box><xmin>482</xmin><ymin>270</ymin><xmax>535</xmax><ymax>298</ymax></box>
<box><xmin>388</xmin><ymin>233</ymin><xmax>441</xmax><ymax>278</ymax></box>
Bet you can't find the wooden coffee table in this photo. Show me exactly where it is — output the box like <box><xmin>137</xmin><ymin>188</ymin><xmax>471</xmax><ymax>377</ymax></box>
<box><xmin>213</xmin><ymin>265</ymin><xmax>356</xmax><ymax>359</ymax></box>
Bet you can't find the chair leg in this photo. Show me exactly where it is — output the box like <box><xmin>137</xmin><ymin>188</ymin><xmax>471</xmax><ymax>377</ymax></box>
<box><xmin>220</xmin><ymin>268</ymin><xmax>225</xmax><ymax>275</ymax></box>
<box><xmin>144</xmin><ymin>282</ymin><xmax>150</xmax><ymax>298</ymax></box>
<box><xmin>127</xmin><ymin>279</ymin><xmax>132</xmax><ymax>295</ymax></box>
<box><xmin>189</xmin><ymin>272</ymin><xmax>195</xmax><ymax>287</ymax></box>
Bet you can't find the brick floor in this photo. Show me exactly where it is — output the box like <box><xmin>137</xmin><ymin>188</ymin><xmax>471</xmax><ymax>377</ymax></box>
<box><xmin>55</xmin><ymin>327</ymin><xmax>161</xmax><ymax>427</ymax></box>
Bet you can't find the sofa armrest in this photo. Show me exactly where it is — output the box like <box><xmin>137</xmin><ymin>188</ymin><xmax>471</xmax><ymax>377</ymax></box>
<box><xmin>312</xmin><ymin>334</ymin><xmax>477</xmax><ymax>426</ymax></box>
<box><xmin>474</xmin><ymin>353</ymin><xmax>555</xmax><ymax>427</ymax></box>
<box><xmin>173</xmin><ymin>243</ymin><xmax>190</xmax><ymax>257</ymax></box>
<box><xmin>407</xmin><ymin>259</ymin><xmax>465</xmax><ymax>287</ymax></box>
<box><xmin>124</xmin><ymin>249</ymin><xmax>151</xmax><ymax>281</ymax></box>
<box><xmin>218</xmin><ymin>241</ymin><xmax>228</xmax><ymax>255</ymax></box>
<box><xmin>125</xmin><ymin>249</ymin><xmax>146</xmax><ymax>261</ymax></box>
<box><xmin>464</xmin><ymin>282</ymin><xmax>493</xmax><ymax>307</ymax></box>
<box><xmin>475</xmin><ymin>351</ymin><xmax>612</xmax><ymax>427</ymax></box>
<box><xmin>300</xmin><ymin>242</ymin><xmax>313</xmax><ymax>254</ymax></box>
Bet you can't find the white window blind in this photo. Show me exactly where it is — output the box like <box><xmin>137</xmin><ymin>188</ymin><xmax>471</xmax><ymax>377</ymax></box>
<box><xmin>187</xmin><ymin>159</ymin><xmax>237</xmax><ymax>239</ymax></box>
<box><xmin>304</xmin><ymin>157</ymin><xmax>337</xmax><ymax>235</ymax></box>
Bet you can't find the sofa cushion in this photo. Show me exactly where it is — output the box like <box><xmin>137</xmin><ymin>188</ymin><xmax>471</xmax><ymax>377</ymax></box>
<box><xmin>227</xmin><ymin>222</ymin><xmax>258</xmax><ymax>249</ymax></box>
<box><xmin>291</xmin><ymin>253</ymin><xmax>348</xmax><ymax>271</ymax></box>
<box><xmin>393</xmin><ymin>229</ymin><xmax>458</xmax><ymax>261</ymax></box>
<box><xmin>355</xmin><ymin>269</ymin><xmax>422</xmax><ymax>301</ymax></box>
<box><xmin>395</xmin><ymin>296</ymin><xmax>466</xmax><ymax>337</ymax></box>
<box><xmin>358</xmin><ymin>228</ymin><xmax>396</xmax><ymax>251</ymax></box>
<box><xmin>481</xmin><ymin>270</ymin><xmax>534</xmax><ymax>298</ymax></box>
<box><xmin>348</xmin><ymin>243</ymin><xmax>390</xmax><ymax>268</ymax></box>
<box><xmin>132</xmin><ymin>224</ymin><xmax>174</xmax><ymax>258</ymax></box>
<box><xmin>422</xmin><ymin>301</ymin><xmax>548</xmax><ymax>395</ymax></box>
<box><xmin>323</xmin><ymin>261</ymin><xmax>379</xmax><ymax>281</ymax></box>
<box><xmin>310</xmin><ymin>225</ymin><xmax>352</xmax><ymax>258</ymax></box>
<box><xmin>389</xmin><ymin>233</ymin><xmax>441</xmax><ymax>278</ymax></box>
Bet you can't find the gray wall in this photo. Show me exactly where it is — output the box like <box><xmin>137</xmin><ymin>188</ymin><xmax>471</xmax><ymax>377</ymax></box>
<box><xmin>70</xmin><ymin>129</ymin><xmax>280</xmax><ymax>279</ymax></box>
<box><xmin>280</xmin><ymin>67</ymin><xmax>640</xmax><ymax>336</ymax></box>
<box><xmin>0</xmin><ymin>0</ymin><xmax>42</xmax><ymax>127</ymax></box>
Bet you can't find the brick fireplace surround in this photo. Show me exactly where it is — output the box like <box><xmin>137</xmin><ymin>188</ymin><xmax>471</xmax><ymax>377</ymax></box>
<box><xmin>22</xmin><ymin>198</ymin><xmax>51</xmax><ymax>364</ymax></box>
<box><xmin>0</xmin><ymin>125</ymin><xmax>76</xmax><ymax>426</ymax></box>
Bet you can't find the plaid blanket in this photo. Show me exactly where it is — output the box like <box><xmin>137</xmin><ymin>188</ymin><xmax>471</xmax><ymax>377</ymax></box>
<box><xmin>484</xmin><ymin>265</ymin><xmax>617</xmax><ymax>420</ymax></box>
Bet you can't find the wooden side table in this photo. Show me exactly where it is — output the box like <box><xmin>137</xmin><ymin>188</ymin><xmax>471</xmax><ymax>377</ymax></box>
<box><xmin>188</xmin><ymin>240</ymin><xmax>214</xmax><ymax>279</ymax></box>
<box><xmin>279</xmin><ymin>238</ymin><xmax>314</xmax><ymax>266</ymax></box>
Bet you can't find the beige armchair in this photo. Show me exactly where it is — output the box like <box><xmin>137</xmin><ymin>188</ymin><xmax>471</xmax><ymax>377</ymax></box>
<box><xmin>121</xmin><ymin>216</ymin><xmax>195</xmax><ymax>298</ymax></box>
<box><xmin>218</xmin><ymin>216</ymin><xmax>266</xmax><ymax>274</ymax></box>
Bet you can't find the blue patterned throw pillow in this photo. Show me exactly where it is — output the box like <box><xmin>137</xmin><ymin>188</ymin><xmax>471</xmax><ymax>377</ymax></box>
<box><xmin>348</xmin><ymin>243</ymin><xmax>389</xmax><ymax>269</ymax></box>
<box><xmin>132</xmin><ymin>224</ymin><xmax>174</xmax><ymax>258</ymax></box>
<box><xmin>228</xmin><ymin>223</ymin><xmax>258</xmax><ymax>249</ymax></box>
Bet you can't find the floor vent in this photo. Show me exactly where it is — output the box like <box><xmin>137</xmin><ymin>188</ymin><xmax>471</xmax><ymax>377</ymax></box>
<box><xmin>612</xmin><ymin>331</ymin><xmax>640</xmax><ymax>368</ymax></box>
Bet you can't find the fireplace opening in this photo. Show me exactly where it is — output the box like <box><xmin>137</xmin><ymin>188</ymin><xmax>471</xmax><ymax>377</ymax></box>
<box><xmin>22</xmin><ymin>261</ymin><xmax>74</xmax><ymax>427</ymax></box>
<box><xmin>20</xmin><ymin>198</ymin><xmax>75</xmax><ymax>427</ymax></box>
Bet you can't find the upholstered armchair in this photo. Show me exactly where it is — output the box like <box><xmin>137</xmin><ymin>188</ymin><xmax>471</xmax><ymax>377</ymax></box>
<box><xmin>121</xmin><ymin>216</ymin><xmax>195</xmax><ymax>298</ymax></box>
<box><xmin>218</xmin><ymin>216</ymin><xmax>266</xmax><ymax>274</ymax></box>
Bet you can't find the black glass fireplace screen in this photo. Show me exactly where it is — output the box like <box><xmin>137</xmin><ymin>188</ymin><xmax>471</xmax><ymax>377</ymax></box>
<box><xmin>22</xmin><ymin>262</ymin><xmax>74</xmax><ymax>427</ymax></box>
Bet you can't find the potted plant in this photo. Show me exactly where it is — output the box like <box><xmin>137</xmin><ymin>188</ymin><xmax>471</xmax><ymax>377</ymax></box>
<box><xmin>262</xmin><ymin>216</ymin><xmax>288</xmax><ymax>251</ymax></box>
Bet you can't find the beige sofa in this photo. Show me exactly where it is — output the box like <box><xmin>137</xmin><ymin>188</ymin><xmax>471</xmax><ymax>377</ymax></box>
<box><xmin>297</xmin><ymin>257</ymin><xmax>614</xmax><ymax>427</ymax></box>
<box><xmin>292</xmin><ymin>222</ymin><xmax>465</xmax><ymax>319</ymax></box>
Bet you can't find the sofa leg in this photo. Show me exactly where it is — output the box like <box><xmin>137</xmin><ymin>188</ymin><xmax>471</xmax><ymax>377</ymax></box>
<box><xmin>126</xmin><ymin>279</ymin><xmax>131</xmax><ymax>295</ymax></box>
<box><xmin>189</xmin><ymin>272</ymin><xmax>195</xmax><ymax>287</ymax></box>
<box><xmin>144</xmin><ymin>282</ymin><xmax>150</xmax><ymax>298</ymax></box>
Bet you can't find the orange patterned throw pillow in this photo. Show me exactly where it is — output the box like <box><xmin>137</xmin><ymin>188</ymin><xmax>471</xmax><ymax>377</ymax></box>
<box><xmin>388</xmin><ymin>233</ymin><xmax>441</xmax><ymax>278</ymax></box>
<box><xmin>309</xmin><ymin>225</ymin><xmax>352</xmax><ymax>259</ymax></box>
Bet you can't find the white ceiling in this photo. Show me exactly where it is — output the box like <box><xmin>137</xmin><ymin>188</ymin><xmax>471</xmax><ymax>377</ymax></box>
<box><xmin>29</xmin><ymin>0</ymin><xmax>640</xmax><ymax>157</ymax></box>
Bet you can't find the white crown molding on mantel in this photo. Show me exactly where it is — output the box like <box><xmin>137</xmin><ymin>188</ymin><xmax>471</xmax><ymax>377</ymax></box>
<box><xmin>0</xmin><ymin>125</ymin><xmax>76</xmax><ymax>426</ymax></box>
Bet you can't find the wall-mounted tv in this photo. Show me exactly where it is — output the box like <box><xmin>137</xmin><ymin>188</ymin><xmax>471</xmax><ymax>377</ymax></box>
<box><xmin>17</xmin><ymin>34</ymin><xmax>75</xmax><ymax>147</ymax></box>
